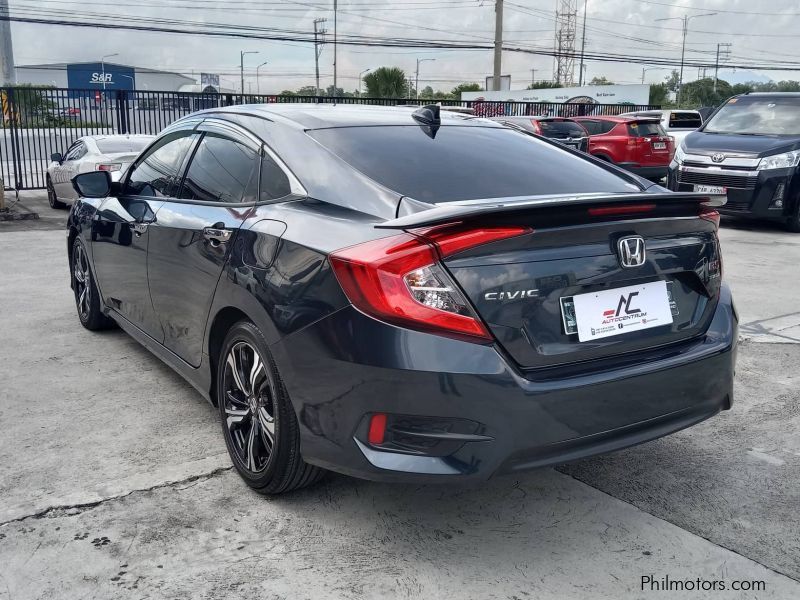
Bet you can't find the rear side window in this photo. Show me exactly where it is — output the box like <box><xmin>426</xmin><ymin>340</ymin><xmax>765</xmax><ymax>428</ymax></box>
<box><xmin>124</xmin><ymin>131</ymin><xmax>196</xmax><ymax>198</ymax></box>
<box><xmin>578</xmin><ymin>120</ymin><xmax>615</xmax><ymax>135</ymax></box>
<box><xmin>260</xmin><ymin>153</ymin><xmax>292</xmax><ymax>201</ymax></box>
<box><xmin>537</xmin><ymin>120</ymin><xmax>587</xmax><ymax>137</ymax></box>
<box><xmin>309</xmin><ymin>125</ymin><xmax>638</xmax><ymax>203</ymax></box>
<box><xmin>179</xmin><ymin>134</ymin><xmax>260</xmax><ymax>203</ymax></box>
<box><xmin>627</xmin><ymin>122</ymin><xmax>665</xmax><ymax>137</ymax></box>
<box><xmin>668</xmin><ymin>112</ymin><xmax>702</xmax><ymax>129</ymax></box>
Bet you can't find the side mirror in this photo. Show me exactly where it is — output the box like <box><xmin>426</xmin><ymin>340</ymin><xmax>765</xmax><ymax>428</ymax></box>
<box><xmin>50</xmin><ymin>152</ymin><xmax>63</xmax><ymax>163</ymax></box>
<box><xmin>73</xmin><ymin>171</ymin><xmax>112</xmax><ymax>198</ymax></box>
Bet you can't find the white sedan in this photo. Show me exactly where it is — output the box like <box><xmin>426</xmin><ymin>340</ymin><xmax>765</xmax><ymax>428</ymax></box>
<box><xmin>46</xmin><ymin>134</ymin><xmax>154</xmax><ymax>209</ymax></box>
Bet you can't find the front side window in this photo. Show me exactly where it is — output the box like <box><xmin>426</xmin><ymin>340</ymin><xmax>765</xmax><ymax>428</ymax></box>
<box><xmin>178</xmin><ymin>134</ymin><xmax>260</xmax><ymax>203</ymax></box>
<box><xmin>65</xmin><ymin>142</ymin><xmax>85</xmax><ymax>161</ymax></box>
<box><xmin>124</xmin><ymin>131</ymin><xmax>196</xmax><ymax>198</ymax></box>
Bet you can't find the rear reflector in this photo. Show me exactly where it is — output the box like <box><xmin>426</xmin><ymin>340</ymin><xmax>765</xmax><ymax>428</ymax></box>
<box><xmin>330</xmin><ymin>225</ymin><xmax>531</xmax><ymax>342</ymax></box>
<box><xmin>368</xmin><ymin>413</ymin><xmax>387</xmax><ymax>445</ymax></box>
<box><xmin>699</xmin><ymin>206</ymin><xmax>721</xmax><ymax>229</ymax></box>
<box><xmin>587</xmin><ymin>203</ymin><xmax>656</xmax><ymax>217</ymax></box>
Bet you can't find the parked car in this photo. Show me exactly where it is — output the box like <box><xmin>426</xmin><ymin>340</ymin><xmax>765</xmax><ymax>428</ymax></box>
<box><xmin>491</xmin><ymin>116</ymin><xmax>589</xmax><ymax>152</ymax></box>
<box><xmin>46</xmin><ymin>134</ymin><xmax>154</xmax><ymax>209</ymax></box>
<box><xmin>573</xmin><ymin>115</ymin><xmax>675</xmax><ymax>180</ymax></box>
<box><xmin>668</xmin><ymin>93</ymin><xmax>800</xmax><ymax>231</ymax></box>
<box><xmin>67</xmin><ymin>104</ymin><xmax>736</xmax><ymax>495</ymax></box>
<box><xmin>620</xmin><ymin>109</ymin><xmax>703</xmax><ymax>144</ymax></box>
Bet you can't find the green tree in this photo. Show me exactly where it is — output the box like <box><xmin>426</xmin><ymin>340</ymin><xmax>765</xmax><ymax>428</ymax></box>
<box><xmin>364</xmin><ymin>67</ymin><xmax>409</xmax><ymax>98</ymax></box>
<box><xmin>664</xmin><ymin>70</ymin><xmax>680</xmax><ymax>93</ymax></box>
<box><xmin>296</xmin><ymin>85</ymin><xmax>318</xmax><ymax>96</ymax></box>
<box><xmin>450</xmin><ymin>82</ymin><xmax>482</xmax><ymax>99</ymax></box>
<box><xmin>649</xmin><ymin>83</ymin><xmax>669</xmax><ymax>106</ymax></box>
<box><xmin>589</xmin><ymin>76</ymin><xmax>614</xmax><ymax>86</ymax></box>
<box><xmin>526</xmin><ymin>81</ymin><xmax>562</xmax><ymax>89</ymax></box>
<box><xmin>681</xmin><ymin>77</ymin><xmax>733</xmax><ymax>108</ymax></box>
<box><xmin>280</xmin><ymin>90</ymin><xmax>297</xmax><ymax>96</ymax></box>
<box><xmin>419</xmin><ymin>85</ymin><xmax>435</xmax><ymax>99</ymax></box>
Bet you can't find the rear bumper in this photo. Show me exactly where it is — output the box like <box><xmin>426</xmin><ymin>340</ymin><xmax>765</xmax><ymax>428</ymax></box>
<box><xmin>271</xmin><ymin>284</ymin><xmax>737</xmax><ymax>483</ymax></box>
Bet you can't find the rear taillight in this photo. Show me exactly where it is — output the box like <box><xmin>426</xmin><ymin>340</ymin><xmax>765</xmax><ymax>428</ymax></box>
<box><xmin>699</xmin><ymin>206</ymin><xmax>721</xmax><ymax>229</ymax></box>
<box><xmin>329</xmin><ymin>225</ymin><xmax>531</xmax><ymax>342</ymax></box>
<box><xmin>96</xmin><ymin>163</ymin><xmax>121</xmax><ymax>172</ymax></box>
<box><xmin>530</xmin><ymin>119</ymin><xmax>542</xmax><ymax>134</ymax></box>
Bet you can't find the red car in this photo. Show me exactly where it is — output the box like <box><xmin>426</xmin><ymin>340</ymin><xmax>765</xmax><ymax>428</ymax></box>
<box><xmin>571</xmin><ymin>116</ymin><xmax>674</xmax><ymax>180</ymax></box>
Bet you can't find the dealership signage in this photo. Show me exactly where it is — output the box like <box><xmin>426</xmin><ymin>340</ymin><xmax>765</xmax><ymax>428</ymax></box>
<box><xmin>67</xmin><ymin>63</ymin><xmax>135</xmax><ymax>96</ymax></box>
<box><xmin>462</xmin><ymin>84</ymin><xmax>650</xmax><ymax>105</ymax></box>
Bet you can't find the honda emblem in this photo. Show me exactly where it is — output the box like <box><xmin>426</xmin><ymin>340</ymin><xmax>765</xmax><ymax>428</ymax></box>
<box><xmin>617</xmin><ymin>236</ymin><xmax>646</xmax><ymax>268</ymax></box>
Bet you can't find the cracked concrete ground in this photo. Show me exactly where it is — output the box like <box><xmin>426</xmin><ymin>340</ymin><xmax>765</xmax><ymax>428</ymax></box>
<box><xmin>1</xmin><ymin>196</ymin><xmax>799</xmax><ymax>599</ymax></box>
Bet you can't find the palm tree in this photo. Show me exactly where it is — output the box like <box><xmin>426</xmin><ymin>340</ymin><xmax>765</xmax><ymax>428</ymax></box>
<box><xmin>363</xmin><ymin>67</ymin><xmax>408</xmax><ymax>98</ymax></box>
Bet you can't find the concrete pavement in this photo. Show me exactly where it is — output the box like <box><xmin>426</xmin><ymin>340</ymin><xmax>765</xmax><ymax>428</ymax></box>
<box><xmin>1</xmin><ymin>195</ymin><xmax>798</xmax><ymax>599</ymax></box>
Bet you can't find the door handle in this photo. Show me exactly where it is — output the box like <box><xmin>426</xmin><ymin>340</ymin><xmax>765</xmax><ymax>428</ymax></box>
<box><xmin>129</xmin><ymin>223</ymin><xmax>148</xmax><ymax>236</ymax></box>
<box><xmin>203</xmin><ymin>227</ymin><xmax>232</xmax><ymax>246</ymax></box>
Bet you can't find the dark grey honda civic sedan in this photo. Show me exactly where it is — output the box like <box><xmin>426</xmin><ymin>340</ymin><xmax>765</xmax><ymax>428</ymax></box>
<box><xmin>67</xmin><ymin>104</ymin><xmax>737</xmax><ymax>495</ymax></box>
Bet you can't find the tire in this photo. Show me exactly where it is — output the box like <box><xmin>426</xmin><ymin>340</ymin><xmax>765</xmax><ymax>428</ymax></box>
<box><xmin>217</xmin><ymin>321</ymin><xmax>325</xmax><ymax>495</ymax></box>
<box><xmin>71</xmin><ymin>238</ymin><xmax>115</xmax><ymax>331</ymax></box>
<box><xmin>47</xmin><ymin>177</ymin><xmax>67</xmax><ymax>210</ymax></box>
<box><xmin>786</xmin><ymin>203</ymin><xmax>800</xmax><ymax>233</ymax></box>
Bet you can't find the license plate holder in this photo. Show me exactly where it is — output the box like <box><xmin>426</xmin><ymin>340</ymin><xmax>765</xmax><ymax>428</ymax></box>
<box><xmin>653</xmin><ymin>141</ymin><xmax>666</xmax><ymax>150</ymax></box>
<box><xmin>693</xmin><ymin>184</ymin><xmax>726</xmax><ymax>195</ymax></box>
<box><xmin>565</xmin><ymin>281</ymin><xmax>674</xmax><ymax>342</ymax></box>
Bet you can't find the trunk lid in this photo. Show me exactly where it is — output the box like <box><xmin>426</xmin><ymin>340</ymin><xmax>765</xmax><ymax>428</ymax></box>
<box><xmin>383</xmin><ymin>193</ymin><xmax>724</xmax><ymax>372</ymax></box>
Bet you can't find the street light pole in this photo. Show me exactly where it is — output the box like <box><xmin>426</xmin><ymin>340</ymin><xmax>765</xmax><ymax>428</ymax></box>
<box><xmin>415</xmin><ymin>58</ymin><xmax>435</xmax><ymax>100</ymax></box>
<box><xmin>655</xmin><ymin>12</ymin><xmax>716</xmax><ymax>105</ymax></box>
<box><xmin>333</xmin><ymin>0</ymin><xmax>338</xmax><ymax>95</ymax></box>
<box><xmin>240</xmin><ymin>50</ymin><xmax>259</xmax><ymax>95</ymax></box>
<box><xmin>358</xmin><ymin>68</ymin><xmax>371</xmax><ymax>96</ymax></box>
<box><xmin>100</xmin><ymin>53</ymin><xmax>119</xmax><ymax>93</ymax></box>
<box><xmin>256</xmin><ymin>61</ymin><xmax>268</xmax><ymax>94</ymax></box>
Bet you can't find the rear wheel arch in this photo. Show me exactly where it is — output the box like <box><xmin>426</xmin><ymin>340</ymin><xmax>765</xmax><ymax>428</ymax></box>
<box><xmin>207</xmin><ymin>306</ymin><xmax>252</xmax><ymax>406</ymax></box>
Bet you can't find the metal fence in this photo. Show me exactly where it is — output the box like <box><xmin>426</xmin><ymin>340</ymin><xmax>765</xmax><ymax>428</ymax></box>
<box><xmin>0</xmin><ymin>86</ymin><xmax>658</xmax><ymax>191</ymax></box>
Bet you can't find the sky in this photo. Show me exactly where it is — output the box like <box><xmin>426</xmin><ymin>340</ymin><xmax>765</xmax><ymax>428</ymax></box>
<box><xmin>6</xmin><ymin>0</ymin><xmax>800</xmax><ymax>94</ymax></box>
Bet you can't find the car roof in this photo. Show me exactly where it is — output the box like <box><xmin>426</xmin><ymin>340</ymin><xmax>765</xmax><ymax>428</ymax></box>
<box><xmin>573</xmin><ymin>115</ymin><xmax>659</xmax><ymax>123</ymax></box>
<box><xmin>191</xmin><ymin>103</ymin><xmax>504</xmax><ymax>130</ymax></box>
<box><xmin>742</xmin><ymin>92</ymin><xmax>800</xmax><ymax>97</ymax></box>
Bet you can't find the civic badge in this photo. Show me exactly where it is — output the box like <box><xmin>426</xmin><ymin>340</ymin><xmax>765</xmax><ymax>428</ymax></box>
<box><xmin>617</xmin><ymin>236</ymin><xmax>646</xmax><ymax>268</ymax></box>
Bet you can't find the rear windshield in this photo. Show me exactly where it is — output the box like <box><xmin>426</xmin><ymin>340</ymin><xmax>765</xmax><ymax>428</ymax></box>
<box><xmin>627</xmin><ymin>122</ymin><xmax>664</xmax><ymax>137</ymax></box>
<box><xmin>309</xmin><ymin>125</ymin><xmax>638</xmax><ymax>203</ymax></box>
<box><xmin>96</xmin><ymin>137</ymin><xmax>151</xmax><ymax>154</ymax></box>
<box><xmin>668</xmin><ymin>112</ymin><xmax>702</xmax><ymax>129</ymax></box>
<box><xmin>538</xmin><ymin>120</ymin><xmax>586</xmax><ymax>137</ymax></box>
<box><xmin>703</xmin><ymin>96</ymin><xmax>800</xmax><ymax>135</ymax></box>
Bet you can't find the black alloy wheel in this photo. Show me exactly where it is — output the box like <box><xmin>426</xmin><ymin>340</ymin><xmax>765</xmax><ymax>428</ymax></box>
<box><xmin>222</xmin><ymin>340</ymin><xmax>277</xmax><ymax>473</ymax></box>
<box><xmin>217</xmin><ymin>321</ymin><xmax>325</xmax><ymax>494</ymax></box>
<box><xmin>47</xmin><ymin>177</ymin><xmax>67</xmax><ymax>209</ymax></box>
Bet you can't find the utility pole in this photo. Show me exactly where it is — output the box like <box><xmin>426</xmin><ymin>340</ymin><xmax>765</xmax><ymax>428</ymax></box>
<box><xmin>256</xmin><ymin>61</ymin><xmax>268</xmax><ymax>94</ymax></box>
<box><xmin>333</xmin><ymin>0</ymin><xmax>338</xmax><ymax>96</ymax></box>
<box><xmin>714</xmin><ymin>42</ymin><xmax>732</xmax><ymax>93</ymax></box>
<box><xmin>578</xmin><ymin>0</ymin><xmax>587</xmax><ymax>86</ymax></box>
<box><xmin>492</xmin><ymin>0</ymin><xmax>503</xmax><ymax>91</ymax></box>
<box><xmin>313</xmin><ymin>18</ymin><xmax>327</xmax><ymax>97</ymax></box>
<box><xmin>655</xmin><ymin>12</ymin><xmax>716</xmax><ymax>105</ymax></box>
<box><xmin>530</xmin><ymin>68</ymin><xmax>535</xmax><ymax>87</ymax></box>
<box><xmin>0</xmin><ymin>0</ymin><xmax>15</xmax><ymax>85</ymax></box>
<box><xmin>416</xmin><ymin>58</ymin><xmax>435</xmax><ymax>100</ymax></box>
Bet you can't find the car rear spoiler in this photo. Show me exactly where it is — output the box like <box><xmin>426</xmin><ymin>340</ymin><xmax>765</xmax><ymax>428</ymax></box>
<box><xmin>375</xmin><ymin>192</ymin><xmax>726</xmax><ymax>230</ymax></box>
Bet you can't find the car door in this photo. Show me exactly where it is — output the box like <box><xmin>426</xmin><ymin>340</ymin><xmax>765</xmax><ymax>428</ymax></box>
<box><xmin>91</xmin><ymin>129</ymin><xmax>199</xmax><ymax>341</ymax></box>
<box><xmin>53</xmin><ymin>140</ymin><xmax>85</xmax><ymax>199</ymax></box>
<box><xmin>147</xmin><ymin>120</ymin><xmax>262</xmax><ymax>367</ymax></box>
